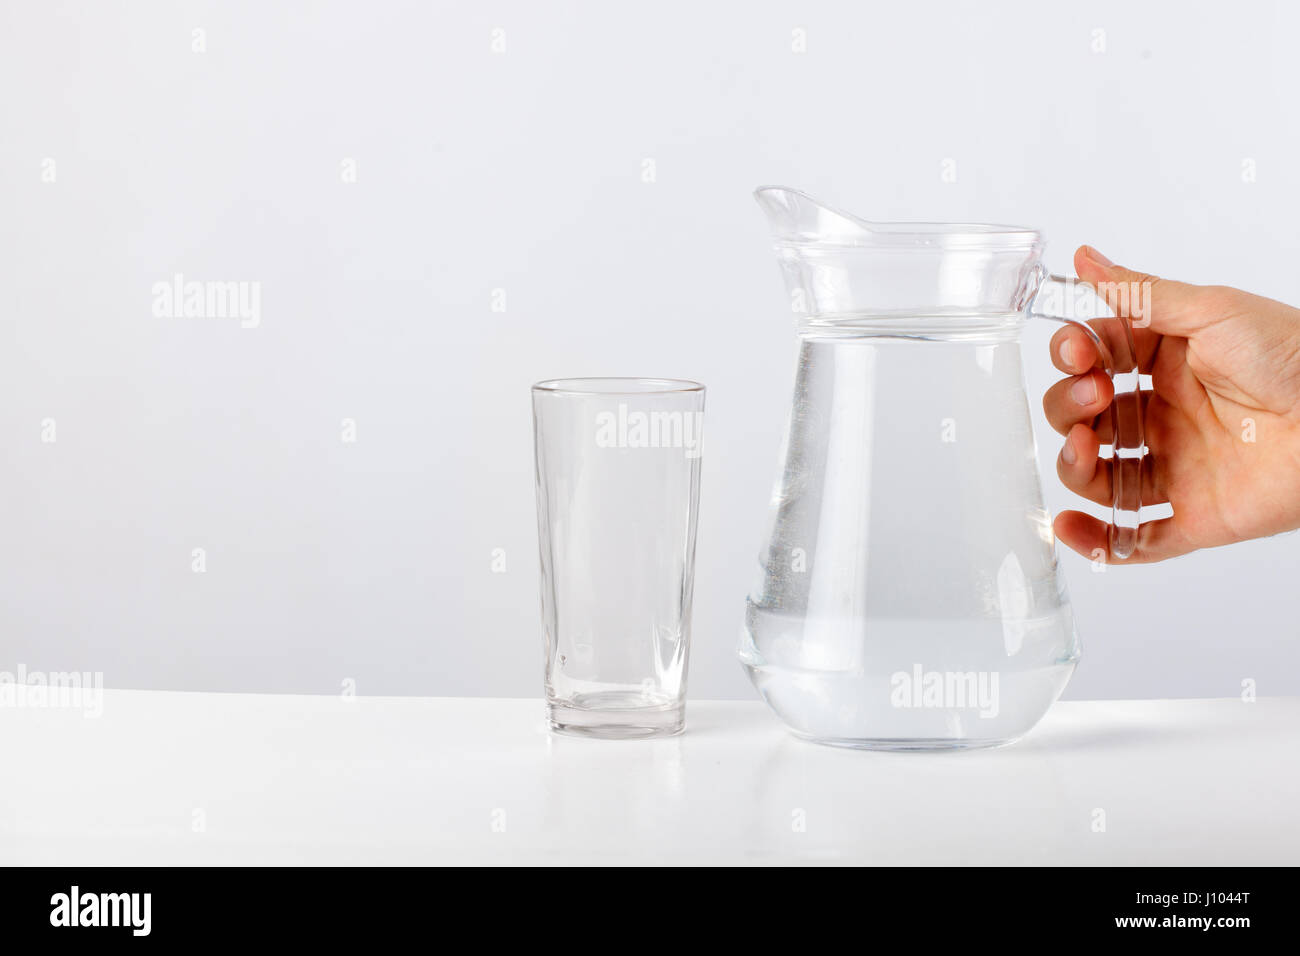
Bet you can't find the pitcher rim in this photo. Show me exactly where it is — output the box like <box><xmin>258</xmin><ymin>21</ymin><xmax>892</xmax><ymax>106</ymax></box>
<box><xmin>754</xmin><ymin>185</ymin><xmax>1042</xmax><ymax>250</ymax></box>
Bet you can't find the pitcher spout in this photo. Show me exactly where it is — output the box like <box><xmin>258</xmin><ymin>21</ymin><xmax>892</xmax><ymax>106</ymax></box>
<box><xmin>753</xmin><ymin>186</ymin><xmax>878</xmax><ymax>246</ymax></box>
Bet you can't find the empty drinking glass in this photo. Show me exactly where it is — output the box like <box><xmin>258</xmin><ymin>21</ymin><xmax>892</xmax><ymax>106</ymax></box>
<box><xmin>532</xmin><ymin>378</ymin><xmax>705</xmax><ymax>738</ymax></box>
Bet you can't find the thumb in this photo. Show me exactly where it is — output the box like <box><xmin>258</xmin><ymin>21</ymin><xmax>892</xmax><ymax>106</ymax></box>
<box><xmin>1073</xmin><ymin>245</ymin><xmax>1208</xmax><ymax>336</ymax></box>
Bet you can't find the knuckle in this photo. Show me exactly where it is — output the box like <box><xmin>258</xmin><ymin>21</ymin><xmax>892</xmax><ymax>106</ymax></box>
<box><xmin>1195</xmin><ymin>284</ymin><xmax>1239</xmax><ymax>315</ymax></box>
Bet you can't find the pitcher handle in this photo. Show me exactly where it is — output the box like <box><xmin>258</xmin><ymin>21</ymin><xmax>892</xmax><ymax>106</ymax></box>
<box><xmin>1028</xmin><ymin>272</ymin><xmax>1145</xmax><ymax>560</ymax></box>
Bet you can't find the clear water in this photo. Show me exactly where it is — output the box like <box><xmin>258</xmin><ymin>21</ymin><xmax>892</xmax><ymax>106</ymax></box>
<box><xmin>742</xmin><ymin>610</ymin><xmax>1076</xmax><ymax>748</ymax></box>
<box><xmin>741</xmin><ymin>332</ymin><xmax>1079</xmax><ymax>748</ymax></box>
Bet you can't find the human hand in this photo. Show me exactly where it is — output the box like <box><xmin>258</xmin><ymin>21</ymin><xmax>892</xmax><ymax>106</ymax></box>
<box><xmin>1045</xmin><ymin>246</ymin><xmax>1300</xmax><ymax>562</ymax></box>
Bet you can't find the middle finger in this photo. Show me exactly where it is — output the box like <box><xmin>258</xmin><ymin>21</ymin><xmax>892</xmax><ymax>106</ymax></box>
<box><xmin>1043</xmin><ymin>369</ymin><xmax>1113</xmax><ymax>436</ymax></box>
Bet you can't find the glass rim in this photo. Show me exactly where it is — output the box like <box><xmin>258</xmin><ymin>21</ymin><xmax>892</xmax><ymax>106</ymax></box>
<box><xmin>532</xmin><ymin>377</ymin><xmax>705</xmax><ymax>396</ymax></box>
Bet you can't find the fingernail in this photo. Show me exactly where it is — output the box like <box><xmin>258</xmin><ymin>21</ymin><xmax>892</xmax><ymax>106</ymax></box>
<box><xmin>1084</xmin><ymin>245</ymin><xmax>1114</xmax><ymax>268</ymax></box>
<box><xmin>1059</xmin><ymin>339</ymin><xmax>1075</xmax><ymax>368</ymax></box>
<box><xmin>1061</xmin><ymin>438</ymin><xmax>1077</xmax><ymax>465</ymax></box>
<box><xmin>1070</xmin><ymin>376</ymin><xmax>1098</xmax><ymax>405</ymax></box>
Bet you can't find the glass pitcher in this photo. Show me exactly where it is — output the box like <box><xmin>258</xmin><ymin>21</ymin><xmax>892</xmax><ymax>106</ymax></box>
<box><xmin>740</xmin><ymin>187</ymin><xmax>1145</xmax><ymax>750</ymax></box>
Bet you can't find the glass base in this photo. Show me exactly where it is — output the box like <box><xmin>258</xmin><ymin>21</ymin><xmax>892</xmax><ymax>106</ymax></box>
<box><xmin>548</xmin><ymin>695</ymin><xmax>685</xmax><ymax>740</ymax></box>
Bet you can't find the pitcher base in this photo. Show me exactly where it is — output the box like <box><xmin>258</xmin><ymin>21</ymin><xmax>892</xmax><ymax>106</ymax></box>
<box><xmin>789</xmin><ymin>731</ymin><xmax>1023</xmax><ymax>752</ymax></box>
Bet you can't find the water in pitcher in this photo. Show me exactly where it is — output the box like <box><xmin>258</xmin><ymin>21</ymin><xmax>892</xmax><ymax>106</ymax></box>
<box><xmin>740</xmin><ymin>327</ymin><xmax>1079</xmax><ymax>749</ymax></box>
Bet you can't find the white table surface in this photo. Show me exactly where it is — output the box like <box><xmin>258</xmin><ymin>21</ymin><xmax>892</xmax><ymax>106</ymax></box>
<box><xmin>2</xmin><ymin>691</ymin><xmax>1296</xmax><ymax>865</ymax></box>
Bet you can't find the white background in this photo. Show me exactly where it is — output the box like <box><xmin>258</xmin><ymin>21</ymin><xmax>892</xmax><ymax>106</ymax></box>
<box><xmin>2</xmin><ymin>0</ymin><xmax>1297</xmax><ymax>700</ymax></box>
